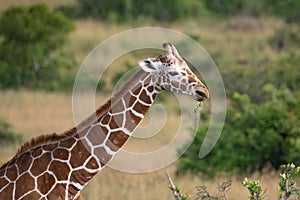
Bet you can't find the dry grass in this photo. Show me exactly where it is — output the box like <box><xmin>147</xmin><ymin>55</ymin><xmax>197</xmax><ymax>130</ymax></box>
<box><xmin>68</xmin><ymin>20</ymin><xmax>134</xmax><ymax>61</ymax></box>
<box><xmin>83</xmin><ymin>166</ymin><xmax>280</xmax><ymax>200</ymax></box>
<box><xmin>0</xmin><ymin>90</ymin><xmax>282</xmax><ymax>199</ymax></box>
<box><xmin>0</xmin><ymin>90</ymin><xmax>74</xmax><ymax>137</ymax></box>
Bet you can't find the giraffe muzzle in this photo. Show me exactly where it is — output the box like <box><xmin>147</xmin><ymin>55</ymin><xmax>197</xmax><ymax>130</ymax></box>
<box><xmin>194</xmin><ymin>86</ymin><xmax>209</xmax><ymax>102</ymax></box>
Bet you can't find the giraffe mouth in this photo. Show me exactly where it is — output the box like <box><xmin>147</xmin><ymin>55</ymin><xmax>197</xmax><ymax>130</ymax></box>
<box><xmin>194</xmin><ymin>89</ymin><xmax>209</xmax><ymax>102</ymax></box>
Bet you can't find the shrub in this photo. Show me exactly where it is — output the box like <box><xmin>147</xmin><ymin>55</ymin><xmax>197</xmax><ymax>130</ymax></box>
<box><xmin>0</xmin><ymin>4</ymin><xmax>75</xmax><ymax>90</ymax></box>
<box><xmin>177</xmin><ymin>86</ymin><xmax>300</xmax><ymax>177</ymax></box>
<box><xmin>57</xmin><ymin>0</ymin><xmax>300</xmax><ymax>23</ymax></box>
<box><xmin>57</xmin><ymin>0</ymin><xmax>205</xmax><ymax>22</ymax></box>
<box><xmin>0</xmin><ymin>118</ymin><xmax>23</xmax><ymax>144</ymax></box>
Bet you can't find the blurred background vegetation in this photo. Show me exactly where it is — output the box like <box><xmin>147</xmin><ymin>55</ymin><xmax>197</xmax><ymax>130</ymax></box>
<box><xmin>0</xmin><ymin>0</ymin><xmax>300</xmax><ymax>198</ymax></box>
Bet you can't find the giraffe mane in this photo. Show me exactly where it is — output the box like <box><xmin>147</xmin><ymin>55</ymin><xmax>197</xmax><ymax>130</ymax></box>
<box><xmin>0</xmin><ymin>68</ymin><xmax>149</xmax><ymax>170</ymax></box>
<box><xmin>0</xmin><ymin>129</ymin><xmax>77</xmax><ymax>170</ymax></box>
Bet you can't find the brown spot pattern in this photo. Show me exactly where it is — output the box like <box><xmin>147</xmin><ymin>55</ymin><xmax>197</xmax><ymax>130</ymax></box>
<box><xmin>32</xmin><ymin>147</ymin><xmax>43</xmax><ymax>157</ymax></box>
<box><xmin>60</xmin><ymin>137</ymin><xmax>76</xmax><ymax>149</ymax></box>
<box><xmin>70</xmin><ymin>169</ymin><xmax>93</xmax><ymax>185</ymax></box>
<box><xmin>53</xmin><ymin>148</ymin><xmax>69</xmax><ymax>160</ymax></box>
<box><xmin>15</xmin><ymin>173</ymin><xmax>35</xmax><ymax>199</ymax></box>
<box><xmin>125</xmin><ymin>110</ymin><xmax>142</xmax><ymax>132</ymax></box>
<box><xmin>70</xmin><ymin>140</ymin><xmax>91</xmax><ymax>168</ymax></box>
<box><xmin>94</xmin><ymin>147</ymin><xmax>112</xmax><ymax>166</ymax></box>
<box><xmin>42</xmin><ymin>142</ymin><xmax>58</xmax><ymax>151</ymax></box>
<box><xmin>86</xmin><ymin>125</ymin><xmax>107</xmax><ymax>146</ymax></box>
<box><xmin>106</xmin><ymin>131</ymin><xmax>129</xmax><ymax>151</ymax></box>
<box><xmin>133</xmin><ymin>101</ymin><xmax>149</xmax><ymax>115</ymax></box>
<box><xmin>139</xmin><ymin>89</ymin><xmax>152</xmax><ymax>104</ymax></box>
<box><xmin>31</xmin><ymin>152</ymin><xmax>51</xmax><ymax>176</ymax></box>
<box><xmin>49</xmin><ymin>160</ymin><xmax>70</xmax><ymax>181</ymax></box>
<box><xmin>16</xmin><ymin>152</ymin><xmax>32</xmax><ymax>174</ymax></box>
<box><xmin>37</xmin><ymin>172</ymin><xmax>55</xmax><ymax>195</ymax></box>
<box><xmin>5</xmin><ymin>165</ymin><xmax>17</xmax><ymax>181</ymax></box>
<box><xmin>0</xmin><ymin>183</ymin><xmax>13</xmax><ymax>199</ymax></box>
<box><xmin>85</xmin><ymin>157</ymin><xmax>99</xmax><ymax>170</ymax></box>
<box><xmin>21</xmin><ymin>191</ymin><xmax>41</xmax><ymax>200</ymax></box>
<box><xmin>0</xmin><ymin>177</ymin><xmax>9</xmax><ymax>189</ymax></box>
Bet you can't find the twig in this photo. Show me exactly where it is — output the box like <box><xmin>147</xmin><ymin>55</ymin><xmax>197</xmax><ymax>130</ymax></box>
<box><xmin>218</xmin><ymin>180</ymin><xmax>232</xmax><ymax>200</ymax></box>
<box><xmin>166</xmin><ymin>172</ymin><xmax>180</xmax><ymax>200</ymax></box>
<box><xmin>196</xmin><ymin>185</ymin><xmax>219</xmax><ymax>200</ymax></box>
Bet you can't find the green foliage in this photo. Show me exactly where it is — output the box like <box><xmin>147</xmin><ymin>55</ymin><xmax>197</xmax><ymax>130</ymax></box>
<box><xmin>167</xmin><ymin>173</ymin><xmax>190</xmax><ymax>200</ymax></box>
<box><xmin>242</xmin><ymin>178</ymin><xmax>264</xmax><ymax>200</ymax></box>
<box><xmin>268</xmin><ymin>27</ymin><xmax>300</xmax><ymax>51</ymax></box>
<box><xmin>222</xmin><ymin>53</ymin><xmax>300</xmax><ymax>104</ymax></box>
<box><xmin>266</xmin><ymin>0</ymin><xmax>300</xmax><ymax>23</ymax></box>
<box><xmin>58</xmin><ymin>0</ymin><xmax>206</xmax><ymax>22</ymax></box>
<box><xmin>177</xmin><ymin>84</ymin><xmax>300</xmax><ymax>177</ymax></box>
<box><xmin>267</xmin><ymin>54</ymin><xmax>300</xmax><ymax>93</ymax></box>
<box><xmin>73</xmin><ymin>70</ymin><xmax>106</xmax><ymax>93</ymax></box>
<box><xmin>112</xmin><ymin>71</ymin><xmax>126</xmax><ymax>86</ymax></box>
<box><xmin>169</xmin><ymin>185</ymin><xmax>190</xmax><ymax>200</ymax></box>
<box><xmin>0</xmin><ymin>4</ymin><xmax>75</xmax><ymax>90</ymax></box>
<box><xmin>279</xmin><ymin>163</ymin><xmax>300</xmax><ymax>199</ymax></box>
<box><xmin>56</xmin><ymin>0</ymin><xmax>300</xmax><ymax>23</ymax></box>
<box><xmin>202</xmin><ymin>0</ymin><xmax>300</xmax><ymax>23</ymax></box>
<box><xmin>203</xmin><ymin>0</ymin><xmax>263</xmax><ymax>16</ymax></box>
<box><xmin>0</xmin><ymin>118</ymin><xmax>23</xmax><ymax>144</ymax></box>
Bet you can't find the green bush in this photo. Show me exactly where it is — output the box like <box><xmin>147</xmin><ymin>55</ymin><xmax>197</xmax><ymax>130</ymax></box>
<box><xmin>222</xmin><ymin>53</ymin><xmax>300</xmax><ymax>104</ymax></box>
<box><xmin>203</xmin><ymin>0</ymin><xmax>256</xmax><ymax>16</ymax></box>
<box><xmin>177</xmin><ymin>86</ymin><xmax>300</xmax><ymax>177</ymax></box>
<box><xmin>0</xmin><ymin>118</ymin><xmax>23</xmax><ymax>144</ymax></box>
<box><xmin>243</xmin><ymin>178</ymin><xmax>264</xmax><ymax>200</ymax></box>
<box><xmin>0</xmin><ymin>4</ymin><xmax>75</xmax><ymax>90</ymax></box>
<box><xmin>58</xmin><ymin>0</ymin><xmax>205</xmax><ymax>22</ymax></box>
<box><xmin>266</xmin><ymin>0</ymin><xmax>300</xmax><ymax>23</ymax></box>
<box><xmin>203</xmin><ymin>0</ymin><xmax>300</xmax><ymax>23</ymax></box>
<box><xmin>267</xmin><ymin>54</ymin><xmax>300</xmax><ymax>93</ymax></box>
<box><xmin>56</xmin><ymin>0</ymin><xmax>300</xmax><ymax>23</ymax></box>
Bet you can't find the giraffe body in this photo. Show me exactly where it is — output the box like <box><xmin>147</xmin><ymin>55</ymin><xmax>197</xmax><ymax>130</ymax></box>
<box><xmin>0</xmin><ymin>43</ymin><xmax>209</xmax><ymax>200</ymax></box>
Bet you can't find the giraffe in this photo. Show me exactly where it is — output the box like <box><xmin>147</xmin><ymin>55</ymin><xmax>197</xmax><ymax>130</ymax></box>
<box><xmin>0</xmin><ymin>42</ymin><xmax>209</xmax><ymax>200</ymax></box>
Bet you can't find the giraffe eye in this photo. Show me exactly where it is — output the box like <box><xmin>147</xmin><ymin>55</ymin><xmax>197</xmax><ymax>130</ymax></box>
<box><xmin>168</xmin><ymin>71</ymin><xmax>179</xmax><ymax>76</ymax></box>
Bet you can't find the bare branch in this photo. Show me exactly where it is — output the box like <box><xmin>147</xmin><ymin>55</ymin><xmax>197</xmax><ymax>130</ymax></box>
<box><xmin>166</xmin><ymin>172</ymin><xmax>180</xmax><ymax>200</ymax></box>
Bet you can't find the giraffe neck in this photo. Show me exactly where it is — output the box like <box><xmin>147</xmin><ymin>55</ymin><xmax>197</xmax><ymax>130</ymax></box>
<box><xmin>66</xmin><ymin>69</ymin><xmax>160</xmax><ymax>195</ymax></box>
<box><xmin>0</xmin><ymin>70</ymin><xmax>161</xmax><ymax>200</ymax></box>
<box><xmin>81</xmin><ymin>69</ymin><xmax>160</xmax><ymax>166</ymax></box>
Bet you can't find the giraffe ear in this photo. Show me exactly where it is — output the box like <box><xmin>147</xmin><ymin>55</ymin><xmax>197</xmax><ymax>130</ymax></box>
<box><xmin>163</xmin><ymin>42</ymin><xmax>174</xmax><ymax>59</ymax></box>
<box><xmin>138</xmin><ymin>59</ymin><xmax>157</xmax><ymax>72</ymax></box>
<box><xmin>163</xmin><ymin>42</ymin><xmax>183</xmax><ymax>61</ymax></box>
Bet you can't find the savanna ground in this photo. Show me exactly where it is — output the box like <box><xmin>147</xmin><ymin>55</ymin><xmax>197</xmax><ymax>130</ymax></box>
<box><xmin>0</xmin><ymin>0</ymin><xmax>296</xmax><ymax>199</ymax></box>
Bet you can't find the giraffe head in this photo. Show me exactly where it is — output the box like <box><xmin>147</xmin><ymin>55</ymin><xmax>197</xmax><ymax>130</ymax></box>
<box><xmin>138</xmin><ymin>42</ymin><xmax>209</xmax><ymax>102</ymax></box>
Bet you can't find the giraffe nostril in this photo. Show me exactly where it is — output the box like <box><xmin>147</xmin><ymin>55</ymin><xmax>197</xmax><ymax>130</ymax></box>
<box><xmin>195</xmin><ymin>90</ymin><xmax>207</xmax><ymax>98</ymax></box>
<box><xmin>194</xmin><ymin>89</ymin><xmax>209</xmax><ymax>102</ymax></box>
<box><xmin>195</xmin><ymin>90</ymin><xmax>202</xmax><ymax>95</ymax></box>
